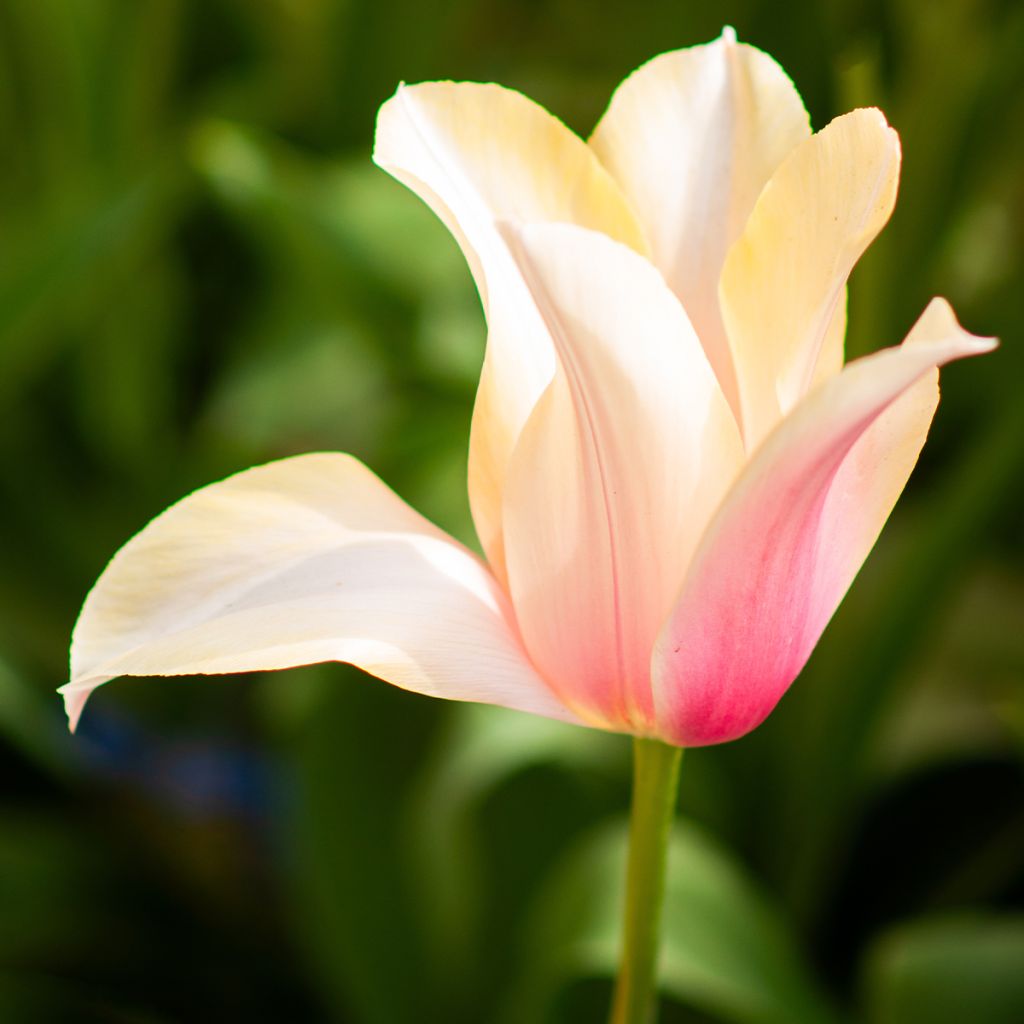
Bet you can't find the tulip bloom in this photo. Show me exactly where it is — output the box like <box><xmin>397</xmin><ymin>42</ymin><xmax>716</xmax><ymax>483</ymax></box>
<box><xmin>63</xmin><ymin>30</ymin><xmax>994</xmax><ymax>748</ymax></box>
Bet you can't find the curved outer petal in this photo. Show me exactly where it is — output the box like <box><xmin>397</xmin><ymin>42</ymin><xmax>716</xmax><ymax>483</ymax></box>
<box><xmin>652</xmin><ymin>300</ymin><xmax>996</xmax><ymax>747</ymax></box>
<box><xmin>721</xmin><ymin>108</ymin><xmax>901</xmax><ymax>449</ymax></box>
<box><xmin>61</xmin><ymin>454</ymin><xmax>576</xmax><ymax>732</ymax></box>
<box><xmin>373</xmin><ymin>82</ymin><xmax>646</xmax><ymax>580</ymax></box>
<box><xmin>500</xmin><ymin>224</ymin><xmax>744</xmax><ymax>733</ymax></box>
<box><xmin>589</xmin><ymin>28</ymin><xmax>811</xmax><ymax>413</ymax></box>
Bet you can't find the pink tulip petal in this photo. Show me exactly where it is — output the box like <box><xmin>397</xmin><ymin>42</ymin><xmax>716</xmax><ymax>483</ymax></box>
<box><xmin>721</xmin><ymin>108</ymin><xmax>901</xmax><ymax>448</ymax></box>
<box><xmin>589</xmin><ymin>27</ymin><xmax>811</xmax><ymax>412</ymax></box>
<box><xmin>653</xmin><ymin>300</ymin><xmax>996</xmax><ymax>747</ymax></box>
<box><xmin>61</xmin><ymin>454</ymin><xmax>574</xmax><ymax>731</ymax></box>
<box><xmin>373</xmin><ymin>82</ymin><xmax>646</xmax><ymax>579</ymax></box>
<box><xmin>500</xmin><ymin>224</ymin><xmax>744</xmax><ymax>732</ymax></box>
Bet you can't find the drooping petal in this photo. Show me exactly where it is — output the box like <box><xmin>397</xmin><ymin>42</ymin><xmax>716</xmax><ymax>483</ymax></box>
<box><xmin>61</xmin><ymin>454</ymin><xmax>574</xmax><ymax>731</ymax></box>
<box><xmin>652</xmin><ymin>300</ymin><xmax>996</xmax><ymax>747</ymax></box>
<box><xmin>499</xmin><ymin>223</ymin><xmax>744</xmax><ymax>733</ymax></box>
<box><xmin>373</xmin><ymin>82</ymin><xmax>646</xmax><ymax>579</ymax></box>
<box><xmin>721</xmin><ymin>108</ymin><xmax>901</xmax><ymax>449</ymax></box>
<box><xmin>589</xmin><ymin>28</ymin><xmax>811</xmax><ymax>412</ymax></box>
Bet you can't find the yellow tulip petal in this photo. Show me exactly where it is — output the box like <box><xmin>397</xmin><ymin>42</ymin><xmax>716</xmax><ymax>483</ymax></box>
<box><xmin>62</xmin><ymin>454</ymin><xmax>575</xmax><ymax>731</ymax></box>
<box><xmin>499</xmin><ymin>224</ymin><xmax>744</xmax><ymax>733</ymax></box>
<box><xmin>721</xmin><ymin>108</ymin><xmax>901</xmax><ymax>449</ymax></box>
<box><xmin>590</xmin><ymin>28</ymin><xmax>811</xmax><ymax>412</ymax></box>
<box><xmin>374</xmin><ymin>82</ymin><xmax>646</xmax><ymax>579</ymax></box>
<box><xmin>652</xmin><ymin>299</ymin><xmax>995</xmax><ymax>746</ymax></box>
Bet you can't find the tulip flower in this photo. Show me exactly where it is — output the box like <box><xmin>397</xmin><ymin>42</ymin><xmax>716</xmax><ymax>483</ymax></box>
<box><xmin>63</xmin><ymin>30</ymin><xmax>993</xmax><ymax>746</ymax></box>
<box><xmin>63</xmin><ymin>28</ymin><xmax>994</xmax><ymax>1024</ymax></box>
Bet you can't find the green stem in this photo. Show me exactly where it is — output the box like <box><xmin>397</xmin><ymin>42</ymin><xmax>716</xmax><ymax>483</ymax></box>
<box><xmin>609</xmin><ymin>737</ymin><xmax>683</xmax><ymax>1024</ymax></box>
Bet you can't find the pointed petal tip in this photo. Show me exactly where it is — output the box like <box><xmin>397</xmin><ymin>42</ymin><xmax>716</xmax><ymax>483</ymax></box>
<box><xmin>721</xmin><ymin>25</ymin><xmax>738</xmax><ymax>44</ymax></box>
<box><xmin>58</xmin><ymin>682</ymin><xmax>89</xmax><ymax>734</ymax></box>
<box><xmin>913</xmin><ymin>297</ymin><xmax>999</xmax><ymax>355</ymax></box>
<box><xmin>963</xmin><ymin>334</ymin><xmax>999</xmax><ymax>356</ymax></box>
<box><xmin>372</xmin><ymin>81</ymin><xmax>430</xmax><ymax>163</ymax></box>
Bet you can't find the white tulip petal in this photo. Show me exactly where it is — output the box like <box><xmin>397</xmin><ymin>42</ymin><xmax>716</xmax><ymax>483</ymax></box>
<box><xmin>590</xmin><ymin>28</ymin><xmax>811</xmax><ymax>411</ymax></box>
<box><xmin>499</xmin><ymin>223</ymin><xmax>744</xmax><ymax>732</ymax></box>
<box><xmin>62</xmin><ymin>454</ymin><xmax>575</xmax><ymax>731</ymax></box>
<box><xmin>721</xmin><ymin>108</ymin><xmax>901</xmax><ymax>448</ymax></box>
<box><xmin>653</xmin><ymin>299</ymin><xmax>996</xmax><ymax>747</ymax></box>
<box><xmin>374</xmin><ymin>82</ymin><xmax>646</xmax><ymax>579</ymax></box>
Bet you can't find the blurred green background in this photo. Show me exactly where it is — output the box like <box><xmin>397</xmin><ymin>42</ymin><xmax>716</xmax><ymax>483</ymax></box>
<box><xmin>0</xmin><ymin>0</ymin><xmax>1022</xmax><ymax>1021</ymax></box>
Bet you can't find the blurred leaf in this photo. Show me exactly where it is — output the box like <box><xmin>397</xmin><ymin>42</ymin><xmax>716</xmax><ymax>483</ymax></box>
<box><xmin>409</xmin><ymin>704</ymin><xmax>623</xmax><ymax>999</ymax></box>
<box><xmin>202</xmin><ymin>316</ymin><xmax>393</xmax><ymax>453</ymax></box>
<box><xmin>72</xmin><ymin>256</ymin><xmax>186</xmax><ymax>471</ymax></box>
<box><xmin>876</xmin><ymin>0</ymin><xmax>1003</xmax><ymax>337</ymax></box>
<box><xmin>0</xmin><ymin>656</ymin><xmax>70</xmax><ymax>782</ymax></box>
<box><xmin>286</xmin><ymin>667</ymin><xmax>442</xmax><ymax>1024</ymax></box>
<box><xmin>190</xmin><ymin>118</ymin><xmax>469</xmax><ymax>299</ymax></box>
<box><xmin>98</xmin><ymin>0</ymin><xmax>182</xmax><ymax>162</ymax></box>
<box><xmin>862</xmin><ymin>915</ymin><xmax>1024</xmax><ymax>1024</ymax></box>
<box><xmin>200</xmin><ymin>0</ymin><xmax>351</xmax><ymax>134</ymax></box>
<box><xmin>0</xmin><ymin>167</ymin><xmax>186</xmax><ymax>401</ymax></box>
<box><xmin>779</xmin><ymin>387</ymin><xmax>1024</xmax><ymax>920</ymax></box>
<box><xmin>512</xmin><ymin>821</ymin><xmax>840</xmax><ymax>1024</ymax></box>
<box><xmin>872</xmin><ymin>560</ymin><xmax>1024</xmax><ymax>779</ymax></box>
<box><xmin>0</xmin><ymin>0</ymin><xmax>101</xmax><ymax>187</ymax></box>
<box><xmin>0</xmin><ymin>814</ymin><xmax>111</xmax><ymax>962</ymax></box>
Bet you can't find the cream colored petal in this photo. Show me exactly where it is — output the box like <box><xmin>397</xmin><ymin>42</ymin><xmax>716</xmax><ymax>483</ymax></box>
<box><xmin>374</xmin><ymin>82</ymin><xmax>646</xmax><ymax>579</ymax></box>
<box><xmin>62</xmin><ymin>454</ymin><xmax>575</xmax><ymax>731</ymax></box>
<box><xmin>721</xmin><ymin>108</ymin><xmax>901</xmax><ymax>449</ymax></box>
<box><xmin>812</xmin><ymin>287</ymin><xmax>848</xmax><ymax>387</ymax></box>
<box><xmin>589</xmin><ymin>28</ymin><xmax>811</xmax><ymax>412</ymax></box>
<box><xmin>652</xmin><ymin>300</ymin><xmax>995</xmax><ymax>747</ymax></box>
<box><xmin>499</xmin><ymin>224</ymin><xmax>744</xmax><ymax>733</ymax></box>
